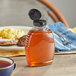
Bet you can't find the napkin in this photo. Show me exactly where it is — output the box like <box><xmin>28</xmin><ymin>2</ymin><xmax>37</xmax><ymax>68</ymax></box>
<box><xmin>47</xmin><ymin>22</ymin><xmax>76</xmax><ymax>53</ymax></box>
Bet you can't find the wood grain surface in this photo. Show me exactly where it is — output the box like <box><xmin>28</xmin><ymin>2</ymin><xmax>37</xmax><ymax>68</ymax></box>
<box><xmin>11</xmin><ymin>55</ymin><xmax>76</xmax><ymax>76</ymax></box>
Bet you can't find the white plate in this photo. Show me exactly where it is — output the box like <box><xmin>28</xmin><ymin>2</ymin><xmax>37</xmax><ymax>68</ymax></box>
<box><xmin>0</xmin><ymin>26</ymin><xmax>32</xmax><ymax>51</ymax></box>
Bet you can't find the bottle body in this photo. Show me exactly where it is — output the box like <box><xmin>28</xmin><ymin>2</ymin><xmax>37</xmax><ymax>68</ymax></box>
<box><xmin>25</xmin><ymin>27</ymin><xmax>55</xmax><ymax>66</ymax></box>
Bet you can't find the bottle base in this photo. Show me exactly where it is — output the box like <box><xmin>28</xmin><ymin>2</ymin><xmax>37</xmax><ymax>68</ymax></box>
<box><xmin>29</xmin><ymin>60</ymin><xmax>54</xmax><ymax>67</ymax></box>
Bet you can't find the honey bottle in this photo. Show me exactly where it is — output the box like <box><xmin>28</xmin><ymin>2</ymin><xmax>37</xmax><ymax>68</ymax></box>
<box><xmin>25</xmin><ymin>9</ymin><xmax>55</xmax><ymax>67</ymax></box>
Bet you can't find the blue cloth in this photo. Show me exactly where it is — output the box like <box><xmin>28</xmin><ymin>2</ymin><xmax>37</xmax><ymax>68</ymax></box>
<box><xmin>47</xmin><ymin>22</ymin><xmax>76</xmax><ymax>53</ymax></box>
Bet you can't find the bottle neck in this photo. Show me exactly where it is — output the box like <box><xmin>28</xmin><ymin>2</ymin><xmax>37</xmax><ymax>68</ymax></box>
<box><xmin>33</xmin><ymin>25</ymin><xmax>48</xmax><ymax>32</ymax></box>
<box><xmin>34</xmin><ymin>26</ymin><xmax>45</xmax><ymax>29</ymax></box>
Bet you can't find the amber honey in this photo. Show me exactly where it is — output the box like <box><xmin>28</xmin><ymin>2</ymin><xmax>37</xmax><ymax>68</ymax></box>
<box><xmin>0</xmin><ymin>60</ymin><xmax>11</xmax><ymax>68</ymax></box>
<box><xmin>25</xmin><ymin>29</ymin><xmax>55</xmax><ymax>66</ymax></box>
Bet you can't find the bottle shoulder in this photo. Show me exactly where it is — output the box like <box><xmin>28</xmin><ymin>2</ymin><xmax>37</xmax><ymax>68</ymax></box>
<box><xmin>28</xmin><ymin>27</ymin><xmax>52</xmax><ymax>34</ymax></box>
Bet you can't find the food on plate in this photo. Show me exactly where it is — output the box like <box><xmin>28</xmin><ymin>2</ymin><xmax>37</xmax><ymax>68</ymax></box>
<box><xmin>17</xmin><ymin>35</ymin><xmax>27</xmax><ymax>46</ymax></box>
<box><xmin>0</xmin><ymin>27</ymin><xmax>25</xmax><ymax>46</ymax></box>
<box><xmin>72</xmin><ymin>27</ymin><xmax>76</xmax><ymax>33</ymax></box>
<box><xmin>69</xmin><ymin>27</ymin><xmax>76</xmax><ymax>33</ymax></box>
<box><xmin>0</xmin><ymin>27</ymin><xmax>24</xmax><ymax>40</ymax></box>
<box><xmin>0</xmin><ymin>26</ymin><xmax>31</xmax><ymax>57</ymax></box>
<box><xmin>0</xmin><ymin>38</ymin><xmax>18</xmax><ymax>46</ymax></box>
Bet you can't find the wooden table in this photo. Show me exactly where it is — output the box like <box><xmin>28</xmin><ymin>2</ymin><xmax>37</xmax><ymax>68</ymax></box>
<box><xmin>11</xmin><ymin>54</ymin><xmax>76</xmax><ymax>76</ymax></box>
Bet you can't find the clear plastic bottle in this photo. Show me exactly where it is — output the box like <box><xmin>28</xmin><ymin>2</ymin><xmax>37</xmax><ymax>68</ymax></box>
<box><xmin>25</xmin><ymin>9</ymin><xmax>55</xmax><ymax>67</ymax></box>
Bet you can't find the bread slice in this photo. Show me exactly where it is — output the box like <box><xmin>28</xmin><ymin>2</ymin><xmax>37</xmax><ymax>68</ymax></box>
<box><xmin>0</xmin><ymin>39</ymin><xmax>18</xmax><ymax>46</ymax></box>
<box><xmin>0</xmin><ymin>46</ymin><xmax>25</xmax><ymax>57</ymax></box>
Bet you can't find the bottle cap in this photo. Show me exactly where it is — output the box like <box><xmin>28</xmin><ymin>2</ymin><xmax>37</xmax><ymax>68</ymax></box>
<box><xmin>29</xmin><ymin>9</ymin><xmax>41</xmax><ymax>20</ymax></box>
<box><xmin>33</xmin><ymin>20</ymin><xmax>46</xmax><ymax>27</ymax></box>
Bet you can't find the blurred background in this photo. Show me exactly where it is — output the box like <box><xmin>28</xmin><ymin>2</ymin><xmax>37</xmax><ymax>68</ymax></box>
<box><xmin>0</xmin><ymin>0</ymin><xmax>75</xmax><ymax>27</ymax></box>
